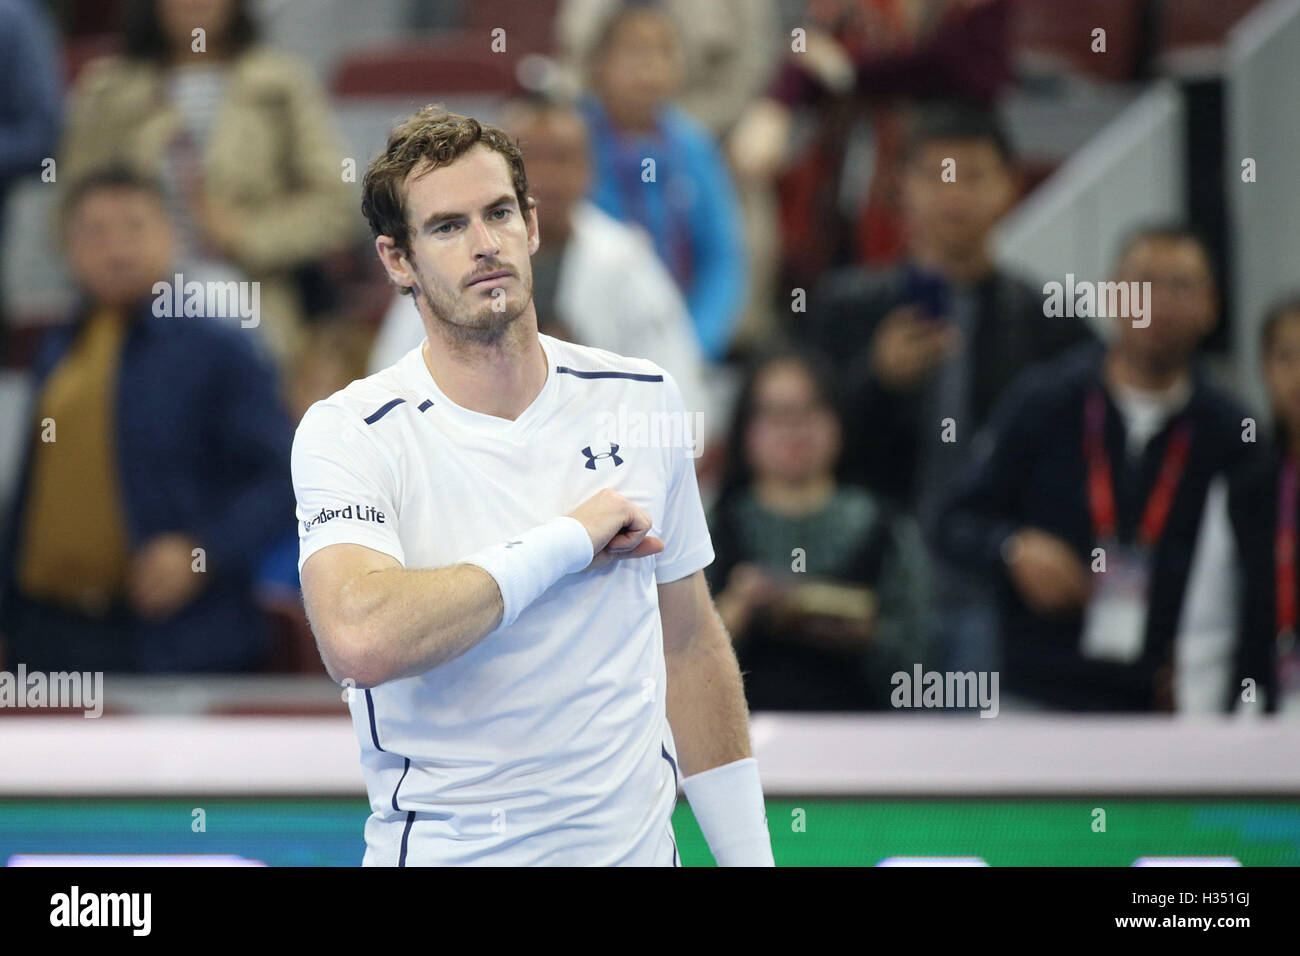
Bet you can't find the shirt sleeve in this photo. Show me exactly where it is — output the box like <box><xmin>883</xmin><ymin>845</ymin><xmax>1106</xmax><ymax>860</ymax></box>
<box><xmin>291</xmin><ymin>401</ymin><xmax>405</xmax><ymax>573</ymax></box>
<box><xmin>653</xmin><ymin>371</ymin><xmax>716</xmax><ymax>584</ymax></box>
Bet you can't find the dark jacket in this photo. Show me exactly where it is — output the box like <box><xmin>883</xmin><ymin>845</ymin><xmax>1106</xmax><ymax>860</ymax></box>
<box><xmin>932</xmin><ymin>339</ymin><xmax>1258</xmax><ymax>711</ymax></box>
<box><xmin>0</xmin><ymin>299</ymin><xmax>295</xmax><ymax>671</ymax></box>
<box><xmin>809</xmin><ymin>263</ymin><xmax>1093</xmax><ymax>505</ymax></box>
<box><xmin>1225</xmin><ymin>441</ymin><xmax>1290</xmax><ymax>714</ymax></box>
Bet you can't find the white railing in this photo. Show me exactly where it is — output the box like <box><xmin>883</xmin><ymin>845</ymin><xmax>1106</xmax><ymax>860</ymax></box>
<box><xmin>994</xmin><ymin>82</ymin><xmax>1187</xmax><ymax>339</ymax></box>
<box><xmin>1227</xmin><ymin>0</ymin><xmax>1300</xmax><ymax>414</ymax></box>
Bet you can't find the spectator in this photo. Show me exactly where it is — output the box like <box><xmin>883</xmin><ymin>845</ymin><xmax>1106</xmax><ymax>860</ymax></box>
<box><xmin>812</xmin><ymin>103</ymin><xmax>1092</xmax><ymax>511</ymax></box>
<box><xmin>577</xmin><ymin>1</ymin><xmax>749</xmax><ymax>361</ymax></box>
<box><xmin>729</xmin><ymin>0</ymin><xmax>1016</xmax><ymax>300</ymax></box>
<box><xmin>933</xmin><ymin>224</ymin><xmax>1258</xmax><ymax>712</ymax></box>
<box><xmin>249</xmin><ymin>315</ymin><xmax>376</xmax><ymax>614</ymax></box>
<box><xmin>557</xmin><ymin>0</ymin><xmax>778</xmax><ymax>137</ymax></box>
<box><xmin>293</xmin><ymin>316</ymin><xmax>374</xmax><ymax>425</ymax></box>
<box><xmin>0</xmin><ymin>167</ymin><xmax>295</xmax><ymax>673</ymax></box>
<box><xmin>707</xmin><ymin>348</ymin><xmax>932</xmax><ymax>711</ymax></box>
<box><xmin>812</xmin><ymin>103</ymin><xmax>1093</xmax><ymax>676</ymax></box>
<box><xmin>1222</xmin><ymin>295</ymin><xmax>1300</xmax><ymax>716</ymax></box>
<box><xmin>58</xmin><ymin>0</ymin><xmax>353</xmax><ymax>364</ymax></box>
<box><xmin>368</xmin><ymin>95</ymin><xmax>714</xmax><ymax>439</ymax></box>
<box><xmin>0</xmin><ymin>0</ymin><xmax>62</xmax><ymax>334</ymax></box>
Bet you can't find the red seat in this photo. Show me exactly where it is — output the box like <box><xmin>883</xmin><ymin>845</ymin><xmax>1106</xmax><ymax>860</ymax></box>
<box><xmin>61</xmin><ymin>0</ymin><xmax>127</xmax><ymax>40</ymax></box>
<box><xmin>1015</xmin><ymin>158</ymin><xmax>1061</xmax><ymax>199</ymax></box>
<box><xmin>205</xmin><ymin>702</ymin><xmax>344</xmax><ymax>716</ymax></box>
<box><xmin>461</xmin><ymin>0</ymin><xmax>560</xmax><ymax>56</ymax></box>
<box><xmin>332</xmin><ymin>32</ymin><xmax>522</xmax><ymax>99</ymax></box>
<box><xmin>0</xmin><ymin>705</ymin><xmax>128</xmax><ymax>718</ymax></box>
<box><xmin>1159</xmin><ymin>0</ymin><xmax>1266</xmax><ymax>52</ymax></box>
<box><xmin>1014</xmin><ymin>0</ymin><xmax>1145</xmax><ymax>82</ymax></box>
<box><xmin>259</xmin><ymin>596</ymin><xmax>327</xmax><ymax>675</ymax></box>
<box><xmin>63</xmin><ymin>34</ymin><xmax>120</xmax><ymax>86</ymax></box>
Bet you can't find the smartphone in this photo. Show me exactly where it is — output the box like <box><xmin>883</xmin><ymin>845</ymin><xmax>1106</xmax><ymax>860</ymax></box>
<box><xmin>901</xmin><ymin>265</ymin><xmax>953</xmax><ymax>320</ymax></box>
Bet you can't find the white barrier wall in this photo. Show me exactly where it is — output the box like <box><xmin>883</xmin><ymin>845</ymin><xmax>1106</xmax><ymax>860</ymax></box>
<box><xmin>1227</xmin><ymin>0</ymin><xmax>1300</xmax><ymax>414</ymax></box>
<box><xmin>994</xmin><ymin>82</ymin><xmax>1187</xmax><ymax>339</ymax></box>
<box><xmin>0</xmin><ymin>713</ymin><xmax>1296</xmax><ymax>796</ymax></box>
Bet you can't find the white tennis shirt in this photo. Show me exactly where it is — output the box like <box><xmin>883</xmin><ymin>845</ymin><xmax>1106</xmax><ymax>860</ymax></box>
<box><xmin>291</xmin><ymin>333</ymin><xmax>714</xmax><ymax>865</ymax></box>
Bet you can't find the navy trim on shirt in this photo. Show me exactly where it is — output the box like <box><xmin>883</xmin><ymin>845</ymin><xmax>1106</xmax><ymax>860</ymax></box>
<box><xmin>398</xmin><ymin>811</ymin><xmax>416</xmax><ymax>866</ymax></box>
<box><xmin>660</xmin><ymin>742</ymin><xmax>679</xmax><ymax>788</ymax></box>
<box><xmin>365</xmin><ymin>689</ymin><xmax>385</xmax><ymax>752</ymax></box>
<box><xmin>556</xmin><ymin>366</ymin><xmax>664</xmax><ymax>382</ymax></box>
<box><xmin>392</xmin><ymin>757</ymin><xmax>411</xmax><ymax>812</ymax></box>
<box><xmin>661</xmin><ymin>743</ymin><xmax>680</xmax><ymax>866</ymax></box>
<box><xmin>660</xmin><ymin>738</ymin><xmax>681</xmax><ymax>868</ymax></box>
<box><xmin>364</xmin><ymin>398</ymin><xmax>406</xmax><ymax>424</ymax></box>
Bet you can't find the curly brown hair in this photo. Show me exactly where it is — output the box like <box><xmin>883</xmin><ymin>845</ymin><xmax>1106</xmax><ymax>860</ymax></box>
<box><xmin>361</xmin><ymin>105</ymin><xmax>532</xmax><ymax>295</ymax></box>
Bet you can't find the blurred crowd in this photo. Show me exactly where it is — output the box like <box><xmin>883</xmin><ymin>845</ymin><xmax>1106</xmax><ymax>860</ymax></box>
<box><xmin>0</xmin><ymin>0</ymin><xmax>1296</xmax><ymax>717</ymax></box>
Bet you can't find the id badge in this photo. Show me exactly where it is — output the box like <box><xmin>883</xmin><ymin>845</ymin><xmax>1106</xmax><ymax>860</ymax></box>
<box><xmin>1080</xmin><ymin>543</ymin><xmax>1150</xmax><ymax>664</ymax></box>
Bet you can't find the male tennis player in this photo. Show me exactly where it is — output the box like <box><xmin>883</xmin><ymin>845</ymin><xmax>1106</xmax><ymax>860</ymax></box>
<box><xmin>292</xmin><ymin>106</ymin><xmax>774</xmax><ymax>866</ymax></box>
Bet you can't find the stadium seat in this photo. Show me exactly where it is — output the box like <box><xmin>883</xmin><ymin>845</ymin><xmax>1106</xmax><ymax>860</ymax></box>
<box><xmin>1159</xmin><ymin>0</ymin><xmax>1266</xmax><ymax>52</ymax></box>
<box><xmin>332</xmin><ymin>32</ymin><xmax>522</xmax><ymax>99</ymax></box>
<box><xmin>1013</xmin><ymin>0</ymin><xmax>1145</xmax><ymax>83</ymax></box>
<box><xmin>259</xmin><ymin>597</ymin><xmax>327</xmax><ymax>676</ymax></box>
<box><xmin>62</xmin><ymin>33</ymin><xmax>119</xmax><ymax>86</ymax></box>
<box><xmin>60</xmin><ymin>0</ymin><xmax>127</xmax><ymax>43</ymax></box>
<box><xmin>460</xmin><ymin>0</ymin><xmax>560</xmax><ymax>56</ymax></box>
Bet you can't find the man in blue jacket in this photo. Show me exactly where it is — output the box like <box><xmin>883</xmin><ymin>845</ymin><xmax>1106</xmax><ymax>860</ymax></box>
<box><xmin>0</xmin><ymin>166</ymin><xmax>295</xmax><ymax>673</ymax></box>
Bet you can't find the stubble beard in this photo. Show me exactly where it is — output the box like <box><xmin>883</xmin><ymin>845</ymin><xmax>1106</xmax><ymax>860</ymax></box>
<box><xmin>414</xmin><ymin>267</ymin><xmax>535</xmax><ymax>350</ymax></box>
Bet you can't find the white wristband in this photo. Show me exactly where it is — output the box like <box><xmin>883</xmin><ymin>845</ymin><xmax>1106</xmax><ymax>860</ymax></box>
<box><xmin>461</xmin><ymin>516</ymin><xmax>594</xmax><ymax>630</ymax></box>
<box><xmin>680</xmin><ymin>757</ymin><xmax>775</xmax><ymax>867</ymax></box>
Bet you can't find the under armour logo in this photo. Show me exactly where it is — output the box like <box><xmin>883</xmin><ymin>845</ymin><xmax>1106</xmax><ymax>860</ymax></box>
<box><xmin>581</xmin><ymin>444</ymin><xmax>623</xmax><ymax>469</ymax></box>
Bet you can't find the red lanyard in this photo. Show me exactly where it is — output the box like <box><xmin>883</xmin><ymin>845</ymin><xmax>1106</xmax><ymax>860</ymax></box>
<box><xmin>1083</xmin><ymin>387</ymin><xmax>1193</xmax><ymax>547</ymax></box>
<box><xmin>1276</xmin><ymin>457</ymin><xmax>1297</xmax><ymax>643</ymax></box>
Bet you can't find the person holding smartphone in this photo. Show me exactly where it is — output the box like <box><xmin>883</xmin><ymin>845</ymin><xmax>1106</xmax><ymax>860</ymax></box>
<box><xmin>809</xmin><ymin>103</ymin><xmax>1093</xmax><ymax>678</ymax></box>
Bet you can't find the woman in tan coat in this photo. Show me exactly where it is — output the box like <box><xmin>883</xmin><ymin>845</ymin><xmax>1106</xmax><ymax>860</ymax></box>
<box><xmin>60</xmin><ymin>0</ymin><xmax>354</xmax><ymax>364</ymax></box>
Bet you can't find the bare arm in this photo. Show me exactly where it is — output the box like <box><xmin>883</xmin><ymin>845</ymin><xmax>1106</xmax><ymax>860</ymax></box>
<box><xmin>300</xmin><ymin>543</ymin><xmax>504</xmax><ymax>688</ymax></box>
<box><xmin>658</xmin><ymin>569</ymin><xmax>752</xmax><ymax>777</ymax></box>
<box><xmin>302</xmin><ymin>489</ymin><xmax>663</xmax><ymax>689</ymax></box>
